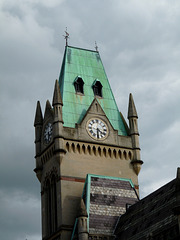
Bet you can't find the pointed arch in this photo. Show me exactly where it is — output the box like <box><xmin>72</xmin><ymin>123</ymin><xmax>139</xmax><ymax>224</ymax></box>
<box><xmin>82</xmin><ymin>144</ymin><xmax>86</xmax><ymax>154</ymax></box>
<box><xmin>123</xmin><ymin>150</ymin><xmax>127</xmax><ymax>160</ymax></box>
<box><xmin>113</xmin><ymin>149</ymin><xmax>117</xmax><ymax>158</ymax></box>
<box><xmin>93</xmin><ymin>146</ymin><xmax>96</xmax><ymax>156</ymax></box>
<box><xmin>77</xmin><ymin>144</ymin><xmax>81</xmax><ymax>154</ymax></box>
<box><xmin>87</xmin><ymin>145</ymin><xmax>91</xmax><ymax>155</ymax></box>
<box><xmin>128</xmin><ymin>151</ymin><xmax>132</xmax><ymax>160</ymax></box>
<box><xmin>118</xmin><ymin>150</ymin><xmax>122</xmax><ymax>159</ymax></box>
<box><xmin>51</xmin><ymin>174</ymin><xmax>57</xmax><ymax>232</ymax></box>
<box><xmin>98</xmin><ymin>146</ymin><xmax>101</xmax><ymax>156</ymax></box>
<box><xmin>74</xmin><ymin>76</ymin><xmax>84</xmax><ymax>94</ymax></box>
<box><xmin>103</xmin><ymin>147</ymin><xmax>106</xmax><ymax>157</ymax></box>
<box><xmin>44</xmin><ymin>173</ymin><xmax>58</xmax><ymax>236</ymax></box>
<box><xmin>72</xmin><ymin>143</ymin><xmax>75</xmax><ymax>153</ymax></box>
<box><xmin>108</xmin><ymin>148</ymin><xmax>112</xmax><ymax>158</ymax></box>
<box><xmin>66</xmin><ymin>142</ymin><xmax>70</xmax><ymax>152</ymax></box>
<box><xmin>45</xmin><ymin>179</ymin><xmax>52</xmax><ymax>235</ymax></box>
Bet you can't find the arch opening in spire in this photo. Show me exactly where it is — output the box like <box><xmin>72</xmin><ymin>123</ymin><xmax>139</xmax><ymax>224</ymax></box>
<box><xmin>74</xmin><ymin>76</ymin><xmax>84</xmax><ymax>94</ymax></box>
<box><xmin>92</xmin><ymin>79</ymin><xmax>103</xmax><ymax>97</ymax></box>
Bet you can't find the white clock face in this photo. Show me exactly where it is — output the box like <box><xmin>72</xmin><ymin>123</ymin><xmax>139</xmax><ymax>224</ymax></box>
<box><xmin>86</xmin><ymin>118</ymin><xmax>108</xmax><ymax>140</ymax></box>
<box><xmin>44</xmin><ymin>123</ymin><xmax>53</xmax><ymax>144</ymax></box>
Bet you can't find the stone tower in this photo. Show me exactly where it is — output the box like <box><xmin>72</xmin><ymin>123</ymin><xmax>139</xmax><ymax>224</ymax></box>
<box><xmin>34</xmin><ymin>46</ymin><xmax>143</xmax><ymax>240</ymax></box>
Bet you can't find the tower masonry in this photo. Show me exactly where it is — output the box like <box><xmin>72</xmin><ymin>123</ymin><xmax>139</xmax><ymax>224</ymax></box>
<box><xmin>34</xmin><ymin>46</ymin><xmax>143</xmax><ymax>240</ymax></box>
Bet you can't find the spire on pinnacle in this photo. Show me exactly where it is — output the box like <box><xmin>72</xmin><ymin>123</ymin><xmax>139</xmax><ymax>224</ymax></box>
<box><xmin>128</xmin><ymin>93</ymin><xmax>138</xmax><ymax>119</ymax></box>
<box><xmin>52</xmin><ymin>79</ymin><xmax>63</xmax><ymax>106</ymax></box>
<box><xmin>34</xmin><ymin>101</ymin><xmax>43</xmax><ymax>126</ymax></box>
<box><xmin>77</xmin><ymin>199</ymin><xmax>88</xmax><ymax>218</ymax></box>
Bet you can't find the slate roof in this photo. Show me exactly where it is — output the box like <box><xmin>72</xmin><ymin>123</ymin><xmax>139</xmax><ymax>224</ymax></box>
<box><xmin>115</xmin><ymin>169</ymin><xmax>180</xmax><ymax>240</ymax></box>
<box><xmin>84</xmin><ymin>174</ymin><xmax>138</xmax><ymax>235</ymax></box>
<box><xmin>58</xmin><ymin>46</ymin><xmax>127</xmax><ymax>135</ymax></box>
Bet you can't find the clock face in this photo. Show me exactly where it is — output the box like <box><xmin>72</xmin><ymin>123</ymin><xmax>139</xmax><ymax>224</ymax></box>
<box><xmin>44</xmin><ymin>123</ymin><xmax>53</xmax><ymax>144</ymax></box>
<box><xmin>86</xmin><ymin>118</ymin><xmax>108</xmax><ymax>140</ymax></box>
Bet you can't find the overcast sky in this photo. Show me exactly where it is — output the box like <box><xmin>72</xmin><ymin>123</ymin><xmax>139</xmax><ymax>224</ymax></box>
<box><xmin>0</xmin><ymin>0</ymin><xmax>180</xmax><ymax>239</ymax></box>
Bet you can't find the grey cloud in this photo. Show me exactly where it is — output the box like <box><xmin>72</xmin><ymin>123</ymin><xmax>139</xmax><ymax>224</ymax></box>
<box><xmin>1</xmin><ymin>1</ymin><xmax>180</xmax><ymax>239</ymax></box>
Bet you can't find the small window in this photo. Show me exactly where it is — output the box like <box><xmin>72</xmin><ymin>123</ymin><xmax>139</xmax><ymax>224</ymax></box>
<box><xmin>74</xmin><ymin>76</ymin><xmax>84</xmax><ymax>94</ymax></box>
<box><xmin>92</xmin><ymin>80</ymin><xmax>103</xmax><ymax>97</ymax></box>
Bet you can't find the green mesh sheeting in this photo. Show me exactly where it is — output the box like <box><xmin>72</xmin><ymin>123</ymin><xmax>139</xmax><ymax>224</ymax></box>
<box><xmin>59</xmin><ymin>46</ymin><xmax>127</xmax><ymax>136</ymax></box>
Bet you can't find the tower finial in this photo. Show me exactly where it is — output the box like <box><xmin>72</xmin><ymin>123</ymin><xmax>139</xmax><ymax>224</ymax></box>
<box><xmin>95</xmin><ymin>41</ymin><xmax>98</xmax><ymax>52</ymax></box>
<box><xmin>63</xmin><ymin>27</ymin><xmax>69</xmax><ymax>46</ymax></box>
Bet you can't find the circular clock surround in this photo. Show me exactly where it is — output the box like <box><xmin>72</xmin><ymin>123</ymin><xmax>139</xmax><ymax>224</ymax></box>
<box><xmin>44</xmin><ymin>122</ymin><xmax>53</xmax><ymax>144</ymax></box>
<box><xmin>86</xmin><ymin>118</ymin><xmax>108</xmax><ymax>140</ymax></box>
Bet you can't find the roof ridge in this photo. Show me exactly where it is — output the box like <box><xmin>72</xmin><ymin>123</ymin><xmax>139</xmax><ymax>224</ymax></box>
<box><xmin>67</xmin><ymin>45</ymin><xmax>98</xmax><ymax>53</ymax></box>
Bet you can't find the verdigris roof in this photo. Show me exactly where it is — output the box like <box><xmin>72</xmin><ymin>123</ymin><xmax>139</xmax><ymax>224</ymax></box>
<box><xmin>59</xmin><ymin>46</ymin><xmax>127</xmax><ymax>135</ymax></box>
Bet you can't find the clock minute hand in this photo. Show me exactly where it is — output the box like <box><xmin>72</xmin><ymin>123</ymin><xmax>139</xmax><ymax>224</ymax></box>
<box><xmin>97</xmin><ymin>128</ymin><xmax>100</xmax><ymax>138</ymax></box>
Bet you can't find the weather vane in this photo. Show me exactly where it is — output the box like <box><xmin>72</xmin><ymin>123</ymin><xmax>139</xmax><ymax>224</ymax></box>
<box><xmin>63</xmin><ymin>27</ymin><xmax>69</xmax><ymax>46</ymax></box>
<box><xmin>95</xmin><ymin>41</ymin><xmax>98</xmax><ymax>52</ymax></box>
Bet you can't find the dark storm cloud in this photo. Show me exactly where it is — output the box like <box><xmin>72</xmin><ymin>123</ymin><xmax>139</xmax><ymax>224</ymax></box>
<box><xmin>0</xmin><ymin>0</ymin><xmax>180</xmax><ymax>239</ymax></box>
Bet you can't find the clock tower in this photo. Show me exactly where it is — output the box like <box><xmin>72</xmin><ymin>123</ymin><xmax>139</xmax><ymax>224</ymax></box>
<box><xmin>34</xmin><ymin>46</ymin><xmax>143</xmax><ymax>240</ymax></box>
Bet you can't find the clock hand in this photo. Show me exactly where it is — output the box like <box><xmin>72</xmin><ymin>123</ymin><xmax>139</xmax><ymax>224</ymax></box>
<box><xmin>99</xmin><ymin>129</ymin><xmax>104</xmax><ymax>135</ymax></box>
<box><xmin>97</xmin><ymin>128</ymin><xmax>99</xmax><ymax>138</ymax></box>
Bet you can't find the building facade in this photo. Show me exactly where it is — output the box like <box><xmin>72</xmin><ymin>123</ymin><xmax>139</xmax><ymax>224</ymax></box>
<box><xmin>34</xmin><ymin>46</ymin><xmax>143</xmax><ymax>240</ymax></box>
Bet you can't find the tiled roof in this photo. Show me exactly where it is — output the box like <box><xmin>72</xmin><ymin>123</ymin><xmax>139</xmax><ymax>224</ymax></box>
<box><xmin>58</xmin><ymin>46</ymin><xmax>127</xmax><ymax>135</ymax></box>
<box><xmin>83</xmin><ymin>174</ymin><xmax>138</xmax><ymax>235</ymax></box>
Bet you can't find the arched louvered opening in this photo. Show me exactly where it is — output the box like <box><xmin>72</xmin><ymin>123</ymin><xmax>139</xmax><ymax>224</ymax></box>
<box><xmin>92</xmin><ymin>80</ymin><xmax>103</xmax><ymax>97</ymax></box>
<box><xmin>74</xmin><ymin>76</ymin><xmax>84</xmax><ymax>94</ymax></box>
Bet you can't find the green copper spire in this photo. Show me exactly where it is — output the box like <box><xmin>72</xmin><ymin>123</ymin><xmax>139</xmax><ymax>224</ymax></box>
<box><xmin>59</xmin><ymin>46</ymin><xmax>127</xmax><ymax>136</ymax></box>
